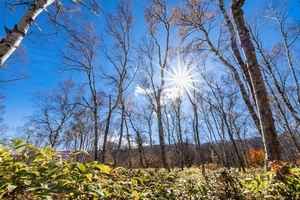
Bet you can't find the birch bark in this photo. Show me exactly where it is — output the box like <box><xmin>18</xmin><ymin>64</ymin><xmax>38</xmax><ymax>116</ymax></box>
<box><xmin>0</xmin><ymin>0</ymin><xmax>55</xmax><ymax>66</ymax></box>
<box><xmin>231</xmin><ymin>0</ymin><xmax>281</xmax><ymax>162</ymax></box>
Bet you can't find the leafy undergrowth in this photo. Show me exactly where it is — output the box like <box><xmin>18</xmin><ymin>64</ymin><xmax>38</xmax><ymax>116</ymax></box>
<box><xmin>0</xmin><ymin>141</ymin><xmax>300</xmax><ymax>199</ymax></box>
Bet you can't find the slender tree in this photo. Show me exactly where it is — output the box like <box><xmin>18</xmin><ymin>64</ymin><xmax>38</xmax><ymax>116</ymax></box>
<box><xmin>101</xmin><ymin>0</ymin><xmax>135</xmax><ymax>163</ymax></box>
<box><xmin>64</xmin><ymin>26</ymin><xmax>101</xmax><ymax>160</ymax></box>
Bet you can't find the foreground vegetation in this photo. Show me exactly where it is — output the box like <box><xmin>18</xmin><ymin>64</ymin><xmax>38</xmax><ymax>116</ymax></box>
<box><xmin>0</xmin><ymin>141</ymin><xmax>300</xmax><ymax>200</ymax></box>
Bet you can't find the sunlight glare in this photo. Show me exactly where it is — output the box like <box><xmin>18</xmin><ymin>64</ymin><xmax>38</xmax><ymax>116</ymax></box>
<box><xmin>164</xmin><ymin>56</ymin><xmax>198</xmax><ymax>101</ymax></box>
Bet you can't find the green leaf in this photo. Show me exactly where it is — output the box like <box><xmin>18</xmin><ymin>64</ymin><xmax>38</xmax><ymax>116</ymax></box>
<box><xmin>11</xmin><ymin>139</ymin><xmax>27</xmax><ymax>150</ymax></box>
<box><xmin>77</xmin><ymin>163</ymin><xmax>87</xmax><ymax>173</ymax></box>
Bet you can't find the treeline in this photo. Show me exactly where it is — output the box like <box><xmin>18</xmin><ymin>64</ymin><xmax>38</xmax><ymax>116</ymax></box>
<box><xmin>57</xmin><ymin>134</ymin><xmax>300</xmax><ymax>169</ymax></box>
<box><xmin>1</xmin><ymin>0</ymin><xmax>300</xmax><ymax>170</ymax></box>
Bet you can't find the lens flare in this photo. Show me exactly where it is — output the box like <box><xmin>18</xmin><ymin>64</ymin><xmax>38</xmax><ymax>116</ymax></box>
<box><xmin>164</xmin><ymin>56</ymin><xmax>198</xmax><ymax>101</ymax></box>
<box><xmin>134</xmin><ymin>54</ymin><xmax>199</xmax><ymax>104</ymax></box>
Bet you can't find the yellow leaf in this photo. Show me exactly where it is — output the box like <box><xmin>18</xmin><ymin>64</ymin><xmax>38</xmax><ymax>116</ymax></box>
<box><xmin>132</xmin><ymin>190</ymin><xmax>140</xmax><ymax>200</ymax></box>
<box><xmin>86</xmin><ymin>173</ymin><xmax>93</xmax><ymax>181</ymax></box>
<box><xmin>94</xmin><ymin>163</ymin><xmax>111</xmax><ymax>174</ymax></box>
<box><xmin>77</xmin><ymin>163</ymin><xmax>87</xmax><ymax>173</ymax></box>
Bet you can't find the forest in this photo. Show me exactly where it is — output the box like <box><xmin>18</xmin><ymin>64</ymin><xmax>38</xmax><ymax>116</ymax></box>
<box><xmin>0</xmin><ymin>0</ymin><xmax>300</xmax><ymax>199</ymax></box>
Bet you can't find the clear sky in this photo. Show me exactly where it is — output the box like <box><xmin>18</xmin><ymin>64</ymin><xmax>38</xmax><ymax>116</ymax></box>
<box><xmin>0</xmin><ymin>0</ymin><xmax>299</xmax><ymax>137</ymax></box>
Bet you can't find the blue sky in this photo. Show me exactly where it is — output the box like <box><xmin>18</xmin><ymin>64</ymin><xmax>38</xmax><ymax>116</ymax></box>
<box><xmin>0</xmin><ymin>0</ymin><xmax>299</xmax><ymax>137</ymax></box>
<box><xmin>0</xmin><ymin>0</ymin><xmax>147</xmax><ymax>136</ymax></box>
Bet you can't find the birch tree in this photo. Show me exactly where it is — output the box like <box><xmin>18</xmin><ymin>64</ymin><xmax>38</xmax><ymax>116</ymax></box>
<box><xmin>101</xmin><ymin>0</ymin><xmax>135</xmax><ymax>163</ymax></box>
<box><xmin>142</xmin><ymin>0</ymin><xmax>174</xmax><ymax>170</ymax></box>
<box><xmin>0</xmin><ymin>0</ymin><xmax>100</xmax><ymax>67</ymax></box>
<box><xmin>231</xmin><ymin>0</ymin><xmax>281</xmax><ymax>162</ymax></box>
<box><xmin>177</xmin><ymin>0</ymin><xmax>281</xmax><ymax>164</ymax></box>
<box><xmin>64</xmin><ymin>26</ymin><xmax>101</xmax><ymax>160</ymax></box>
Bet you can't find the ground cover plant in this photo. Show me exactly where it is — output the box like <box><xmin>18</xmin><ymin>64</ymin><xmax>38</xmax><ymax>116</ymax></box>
<box><xmin>0</xmin><ymin>141</ymin><xmax>300</xmax><ymax>200</ymax></box>
<box><xmin>2</xmin><ymin>0</ymin><xmax>300</xmax><ymax>199</ymax></box>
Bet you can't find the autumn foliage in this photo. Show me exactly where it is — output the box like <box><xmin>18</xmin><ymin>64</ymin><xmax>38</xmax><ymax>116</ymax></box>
<box><xmin>1</xmin><ymin>141</ymin><xmax>300</xmax><ymax>199</ymax></box>
<box><xmin>247</xmin><ymin>148</ymin><xmax>265</xmax><ymax>167</ymax></box>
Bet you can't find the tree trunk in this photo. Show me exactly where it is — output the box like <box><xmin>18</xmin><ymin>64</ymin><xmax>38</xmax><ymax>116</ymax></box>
<box><xmin>124</xmin><ymin>118</ymin><xmax>132</xmax><ymax>168</ymax></box>
<box><xmin>136</xmin><ymin>130</ymin><xmax>146</xmax><ymax>168</ymax></box>
<box><xmin>175</xmin><ymin>98</ymin><xmax>185</xmax><ymax>169</ymax></box>
<box><xmin>113</xmin><ymin>101</ymin><xmax>125</xmax><ymax>166</ymax></box>
<box><xmin>93</xmin><ymin>106</ymin><xmax>99</xmax><ymax>160</ymax></box>
<box><xmin>265</xmin><ymin>75</ymin><xmax>300</xmax><ymax>153</ymax></box>
<box><xmin>222</xmin><ymin>112</ymin><xmax>246</xmax><ymax>172</ymax></box>
<box><xmin>202</xmin><ymin>27</ymin><xmax>262</xmax><ymax>135</ymax></box>
<box><xmin>231</xmin><ymin>0</ymin><xmax>281</xmax><ymax>162</ymax></box>
<box><xmin>188</xmin><ymin>92</ymin><xmax>202</xmax><ymax>164</ymax></box>
<box><xmin>0</xmin><ymin>0</ymin><xmax>55</xmax><ymax>66</ymax></box>
<box><xmin>147</xmin><ymin>114</ymin><xmax>153</xmax><ymax>148</ymax></box>
<box><xmin>156</xmin><ymin>103</ymin><xmax>169</xmax><ymax>170</ymax></box>
<box><xmin>101</xmin><ymin>96</ymin><xmax>113</xmax><ymax>163</ymax></box>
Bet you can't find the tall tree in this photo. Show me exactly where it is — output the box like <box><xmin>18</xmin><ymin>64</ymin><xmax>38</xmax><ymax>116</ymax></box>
<box><xmin>101</xmin><ymin>0</ymin><xmax>135</xmax><ymax>163</ymax></box>
<box><xmin>142</xmin><ymin>0</ymin><xmax>174</xmax><ymax>169</ymax></box>
<box><xmin>177</xmin><ymin>0</ymin><xmax>281</xmax><ymax>164</ymax></box>
<box><xmin>231</xmin><ymin>0</ymin><xmax>281</xmax><ymax>162</ymax></box>
<box><xmin>64</xmin><ymin>26</ymin><xmax>101</xmax><ymax>160</ymax></box>
<box><xmin>177</xmin><ymin>0</ymin><xmax>261</xmax><ymax>136</ymax></box>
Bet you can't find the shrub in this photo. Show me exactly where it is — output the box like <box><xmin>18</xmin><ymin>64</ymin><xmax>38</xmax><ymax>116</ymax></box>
<box><xmin>0</xmin><ymin>140</ymin><xmax>300</xmax><ymax>199</ymax></box>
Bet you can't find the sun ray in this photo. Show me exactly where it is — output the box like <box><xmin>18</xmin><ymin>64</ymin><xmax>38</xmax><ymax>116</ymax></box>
<box><xmin>163</xmin><ymin>54</ymin><xmax>199</xmax><ymax>101</ymax></box>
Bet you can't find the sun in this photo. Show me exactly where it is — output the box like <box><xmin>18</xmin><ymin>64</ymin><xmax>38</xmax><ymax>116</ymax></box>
<box><xmin>134</xmin><ymin>53</ymin><xmax>199</xmax><ymax>103</ymax></box>
<box><xmin>164</xmin><ymin>56</ymin><xmax>198</xmax><ymax>101</ymax></box>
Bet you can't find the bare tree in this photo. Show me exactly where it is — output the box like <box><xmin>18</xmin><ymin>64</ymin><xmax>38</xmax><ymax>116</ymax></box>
<box><xmin>64</xmin><ymin>26</ymin><xmax>101</xmax><ymax>160</ymax></box>
<box><xmin>205</xmin><ymin>75</ymin><xmax>247</xmax><ymax>171</ymax></box>
<box><xmin>177</xmin><ymin>0</ymin><xmax>261</xmax><ymax>136</ymax></box>
<box><xmin>101</xmin><ymin>0</ymin><xmax>135</xmax><ymax>163</ymax></box>
<box><xmin>187</xmin><ymin>87</ymin><xmax>202</xmax><ymax>164</ymax></box>
<box><xmin>177</xmin><ymin>0</ymin><xmax>281</xmax><ymax>164</ymax></box>
<box><xmin>63</xmin><ymin>107</ymin><xmax>92</xmax><ymax>151</ymax></box>
<box><xmin>140</xmin><ymin>0</ymin><xmax>175</xmax><ymax>169</ymax></box>
<box><xmin>171</xmin><ymin>97</ymin><xmax>185</xmax><ymax>169</ymax></box>
<box><xmin>249</xmin><ymin>6</ymin><xmax>300</xmax><ymax>155</ymax></box>
<box><xmin>143</xmin><ymin>107</ymin><xmax>154</xmax><ymax>148</ymax></box>
<box><xmin>28</xmin><ymin>80</ymin><xmax>77</xmax><ymax>148</ymax></box>
<box><xmin>10</xmin><ymin>0</ymin><xmax>300</xmax><ymax>169</ymax></box>
<box><xmin>124</xmin><ymin>115</ymin><xmax>132</xmax><ymax>168</ymax></box>
<box><xmin>127</xmin><ymin>110</ymin><xmax>147</xmax><ymax>168</ymax></box>
<box><xmin>231</xmin><ymin>0</ymin><xmax>281</xmax><ymax>162</ymax></box>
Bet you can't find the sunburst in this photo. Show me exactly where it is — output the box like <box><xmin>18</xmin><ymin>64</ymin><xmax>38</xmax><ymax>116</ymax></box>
<box><xmin>134</xmin><ymin>53</ymin><xmax>199</xmax><ymax>104</ymax></box>
<box><xmin>163</xmin><ymin>55</ymin><xmax>199</xmax><ymax>101</ymax></box>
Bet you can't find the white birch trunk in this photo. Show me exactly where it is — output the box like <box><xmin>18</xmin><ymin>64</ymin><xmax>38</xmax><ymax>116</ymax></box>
<box><xmin>0</xmin><ymin>0</ymin><xmax>55</xmax><ymax>66</ymax></box>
